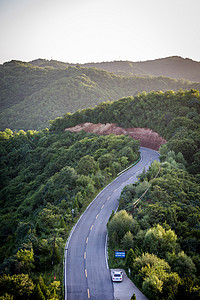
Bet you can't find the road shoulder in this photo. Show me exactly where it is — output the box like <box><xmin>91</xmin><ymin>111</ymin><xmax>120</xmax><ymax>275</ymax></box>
<box><xmin>111</xmin><ymin>269</ymin><xmax>148</xmax><ymax>300</ymax></box>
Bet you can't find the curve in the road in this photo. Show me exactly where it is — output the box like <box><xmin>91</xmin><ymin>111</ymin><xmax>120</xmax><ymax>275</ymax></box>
<box><xmin>65</xmin><ymin>147</ymin><xmax>160</xmax><ymax>300</ymax></box>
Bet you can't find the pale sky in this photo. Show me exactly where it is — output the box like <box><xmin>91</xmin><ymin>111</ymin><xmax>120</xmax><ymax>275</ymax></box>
<box><xmin>0</xmin><ymin>0</ymin><xmax>200</xmax><ymax>64</ymax></box>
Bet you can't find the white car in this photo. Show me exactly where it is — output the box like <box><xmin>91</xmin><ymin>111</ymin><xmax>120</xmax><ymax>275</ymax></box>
<box><xmin>112</xmin><ymin>271</ymin><xmax>123</xmax><ymax>282</ymax></box>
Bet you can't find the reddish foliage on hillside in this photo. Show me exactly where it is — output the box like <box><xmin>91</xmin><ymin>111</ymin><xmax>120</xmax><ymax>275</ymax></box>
<box><xmin>65</xmin><ymin>123</ymin><xmax>166</xmax><ymax>151</ymax></box>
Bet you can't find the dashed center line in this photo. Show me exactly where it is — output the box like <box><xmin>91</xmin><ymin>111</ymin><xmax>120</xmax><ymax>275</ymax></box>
<box><xmin>86</xmin><ymin>237</ymin><xmax>89</xmax><ymax>244</ymax></box>
<box><xmin>85</xmin><ymin>269</ymin><xmax>87</xmax><ymax>278</ymax></box>
<box><xmin>101</xmin><ymin>204</ymin><xmax>104</xmax><ymax>210</ymax></box>
<box><xmin>87</xmin><ymin>288</ymin><xmax>90</xmax><ymax>298</ymax></box>
<box><xmin>96</xmin><ymin>214</ymin><xmax>99</xmax><ymax>219</ymax></box>
<box><xmin>90</xmin><ymin>225</ymin><xmax>93</xmax><ymax>231</ymax></box>
<box><xmin>114</xmin><ymin>189</ymin><xmax>117</xmax><ymax>193</ymax></box>
<box><xmin>84</xmin><ymin>251</ymin><xmax>86</xmax><ymax>259</ymax></box>
<box><xmin>107</xmin><ymin>196</ymin><xmax>111</xmax><ymax>200</ymax></box>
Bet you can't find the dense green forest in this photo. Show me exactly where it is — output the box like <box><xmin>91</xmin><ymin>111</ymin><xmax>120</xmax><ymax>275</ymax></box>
<box><xmin>0</xmin><ymin>89</ymin><xmax>199</xmax><ymax>299</ymax></box>
<box><xmin>1</xmin><ymin>60</ymin><xmax>200</xmax><ymax>131</ymax></box>
<box><xmin>0</xmin><ymin>128</ymin><xmax>139</xmax><ymax>299</ymax></box>
<box><xmin>50</xmin><ymin>89</ymin><xmax>200</xmax><ymax>299</ymax></box>
<box><xmin>108</xmin><ymin>159</ymin><xmax>200</xmax><ymax>300</ymax></box>
<box><xmin>50</xmin><ymin>89</ymin><xmax>200</xmax><ymax>172</ymax></box>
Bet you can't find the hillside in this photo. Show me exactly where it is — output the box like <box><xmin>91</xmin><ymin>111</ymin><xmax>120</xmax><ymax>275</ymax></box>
<box><xmin>65</xmin><ymin>123</ymin><xmax>167</xmax><ymax>151</ymax></box>
<box><xmin>0</xmin><ymin>59</ymin><xmax>200</xmax><ymax>131</ymax></box>
<box><xmin>30</xmin><ymin>56</ymin><xmax>200</xmax><ymax>82</ymax></box>
<box><xmin>0</xmin><ymin>128</ymin><xmax>140</xmax><ymax>299</ymax></box>
<box><xmin>50</xmin><ymin>89</ymin><xmax>200</xmax><ymax>173</ymax></box>
<box><xmin>82</xmin><ymin>56</ymin><xmax>200</xmax><ymax>82</ymax></box>
<box><xmin>0</xmin><ymin>89</ymin><xmax>200</xmax><ymax>299</ymax></box>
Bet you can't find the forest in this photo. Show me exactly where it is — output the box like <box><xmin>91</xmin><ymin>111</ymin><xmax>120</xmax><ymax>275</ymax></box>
<box><xmin>50</xmin><ymin>89</ymin><xmax>200</xmax><ymax>172</ymax></box>
<box><xmin>0</xmin><ymin>89</ymin><xmax>200</xmax><ymax>299</ymax></box>
<box><xmin>1</xmin><ymin>60</ymin><xmax>200</xmax><ymax>131</ymax></box>
<box><xmin>0</xmin><ymin>128</ymin><xmax>139</xmax><ymax>299</ymax></box>
<box><xmin>51</xmin><ymin>89</ymin><xmax>200</xmax><ymax>299</ymax></box>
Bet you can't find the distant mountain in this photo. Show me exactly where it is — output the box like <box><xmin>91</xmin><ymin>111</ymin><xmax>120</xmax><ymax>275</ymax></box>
<box><xmin>0</xmin><ymin>59</ymin><xmax>200</xmax><ymax>131</ymax></box>
<box><xmin>30</xmin><ymin>58</ymin><xmax>73</xmax><ymax>69</ymax></box>
<box><xmin>30</xmin><ymin>56</ymin><xmax>200</xmax><ymax>82</ymax></box>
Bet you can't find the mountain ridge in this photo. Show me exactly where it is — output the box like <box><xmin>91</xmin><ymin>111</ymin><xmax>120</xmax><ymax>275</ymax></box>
<box><xmin>0</xmin><ymin>57</ymin><xmax>200</xmax><ymax>131</ymax></box>
<box><xmin>28</xmin><ymin>56</ymin><xmax>200</xmax><ymax>82</ymax></box>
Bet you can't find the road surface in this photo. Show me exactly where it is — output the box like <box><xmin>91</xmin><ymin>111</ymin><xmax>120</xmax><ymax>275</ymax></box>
<box><xmin>65</xmin><ymin>147</ymin><xmax>159</xmax><ymax>300</ymax></box>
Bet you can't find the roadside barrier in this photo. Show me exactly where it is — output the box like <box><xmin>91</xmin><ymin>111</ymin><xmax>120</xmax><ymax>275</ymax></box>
<box><xmin>117</xmin><ymin>156</ymin><xmax>141</xmax><ymax>176</ymax></box>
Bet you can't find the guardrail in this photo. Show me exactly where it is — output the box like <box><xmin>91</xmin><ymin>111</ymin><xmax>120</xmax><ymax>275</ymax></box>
<box><xmin>117</xmin><ymin>156</ymin><xmax>141</xmax><ymax>176</ymax></box>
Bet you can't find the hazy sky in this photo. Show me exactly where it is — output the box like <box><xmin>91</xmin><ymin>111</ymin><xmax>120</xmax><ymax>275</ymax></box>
<box><xmin>0</xmin><ymin>0</ymin><xmax>200</xmax><ymax>64</ymax></box>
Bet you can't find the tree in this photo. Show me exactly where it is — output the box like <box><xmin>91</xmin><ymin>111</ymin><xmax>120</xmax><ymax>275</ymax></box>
<box><xmin>110</xmin><ymin>231</ymin><xmax>119</xmax><ymax>247</ymax></box>
<box><xmin>162</xmin><ymin>272</ymin><xmax>181</xmax><ymax>300</ymax></box>
<box><xmin>0</xmin><ymin>274</ymin><xmax>35</xmax><ymax>299</ymax></box>
<box><xmin>16</xmin><ymin>248</ymin><xmax>35</xmax><ymax>273</ymax></box>
<box><xmin>77</xmin><ymin>155</ymin><xmax>98</xmax><ymax>175</ymax></box>
<box><xmin>122</xmin><ymin>231</ymin><xmax>134</xmax><ymax>250</ymax></box>
<box><xmin>125</xmin><ymin>248</ymin><xmax>136</xmax><ymax>269</ymax></box>
<box><xmin>119</xmin><ymin>146</ymin><xmax>135</xmax><ymax>162</ymax></box>
<box><xmin>0</xmin><ymin>293</ymin><xmax>14</xmax><ymax>299</ymax></box>
<box><xmin>49</xmin><ymin>281</ymin><xmax>60</xmax><ymax>300</ymax></box>
<box><xmin>146</xmin><ymin>160</ymin><xmax>160</xmax><ymax>180</ymax></box>
<box><xmin>167</xmin><ymin>251</ymin><xmax>196</xmax><ymax>278</ymax></box>
<box><xmin>132</xmin><ymin>253</ymin><xmax>181</xmax><ymax>300</ymax></box>
<box><xmin>38</xmin><ymin>276</ymin><xmax>47</xmax><ymax>298</ymax></box>
<box><xmin>98</xmin><ymin>153</ymin><xmax>113</xmax><ymax>170</ymax></box>
<box><xmin>159</xmin><ymin>144</ymin><xmax>168</xmax><ymax>162</ymax></box>
<box><xmin>168</xmin><ymin>138</ymin><xmax>197</xmax><ymax>163</ymax></box>
<box><xmin>120</xmin><ymin>184</ymin><xmax>136</xmax><ymax>206</ymax></box>
<box><xmin>32</xmin><ymin>284</ymin><xmax>45</xmax><ymax>300</ymax></box>
<box><xmin>119</xmin><ymin>156</ymin><xmax>129</xmax><ymax>168</ymax></box>
<box><xmin>0</xmin><ymin>129</ymin><xmax>13</xmax><ymax>140</ymax></box>
<box><xmin>144</xmin><ymin>224</ymin><xmax>177</xmax><ymax>258</ymax></box>
<box><xmin>107</xmin><ymin>210</ymin><xmax>134</xmax><ymax>242</ymax></box>
<box><xmin>132</xmin><ymin>252</ymin><xmax>171</xmax><ymax>286</ymax></box>
<box><xmin>38</xmin><ymin>205</ymin><xmax>61</xmax><ymax>230</ymax></box>
<box><xmin>59</xmin><ymin>217</ymin><xmax>67</xmax><ymax>231</ymax></box>
<box><xmin>135</xmin><ymin>181</ymin><xmax>151</xmax><ymax>198</ymax></box>
<box><xmin>177</xmin><ymin>277</ymin><xmax>200</xmax><ymax>300</ymax></box>
<box><xmin>142</xmin><ymin>275</ymin><xmax>163</xmax><ymax>300</ymax></box>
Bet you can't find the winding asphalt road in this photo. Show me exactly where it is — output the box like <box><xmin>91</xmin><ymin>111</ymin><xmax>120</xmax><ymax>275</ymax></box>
<box><xmin>64</xmin><ymin>147</ymin><xmax>160</xmax><ymax>300</ymax></box>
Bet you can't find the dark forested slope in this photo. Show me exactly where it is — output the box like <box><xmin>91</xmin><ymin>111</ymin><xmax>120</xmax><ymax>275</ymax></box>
<box><xmin>1</xmin><ymin>60</ymin><xmax>200</xmax><ymax>131</ymax></box>
<box><xmin>0</xmin><ymin>128</ymin><xmax>139</xmax><ymax>299</ymax></box>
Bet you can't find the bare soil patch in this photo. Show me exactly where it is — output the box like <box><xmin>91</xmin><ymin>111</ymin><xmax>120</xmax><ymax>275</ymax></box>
<box><xmin>65</xmin><ymin>123</ymin><xmax>166</xmax><ymax>151</ymax></box>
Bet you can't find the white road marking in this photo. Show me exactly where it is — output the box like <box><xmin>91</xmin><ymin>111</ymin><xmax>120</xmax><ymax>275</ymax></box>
<box><xmin>87</xmin><ymin>289</ymin><xmax>90</xmax><ymax>298</ymax></box>
<box><xmin>105</xmin><ymin>233</ymin><xmax>109</xmax><ymax>269</ymax></box>
<box><xmin>86</xmin><ymin>237</ymin><xmax>88</xmax><ymax>244</ymax></box>
<box><xmin>85</xmin><ymin>269</ymin><xmax>87</xmax><ymax>278</ymax></box>
<box><xmin>84</xmin><ymin>252</ymin><xmax>86</xmax><ymax>259</ymax></box>
<box><xmin>90</xmin><ymin>225</ymin><xmax>93</xmax><ymax>231</ymax></box>
<box><xmin>101</xmin><ymin>204</ymin><xmax>104</xmax><ymax>210</ymax></box>
<box><xmin>96</xmin><ymin>214</ymin><xmax>99</xmax><ymax>219</ymax></box>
